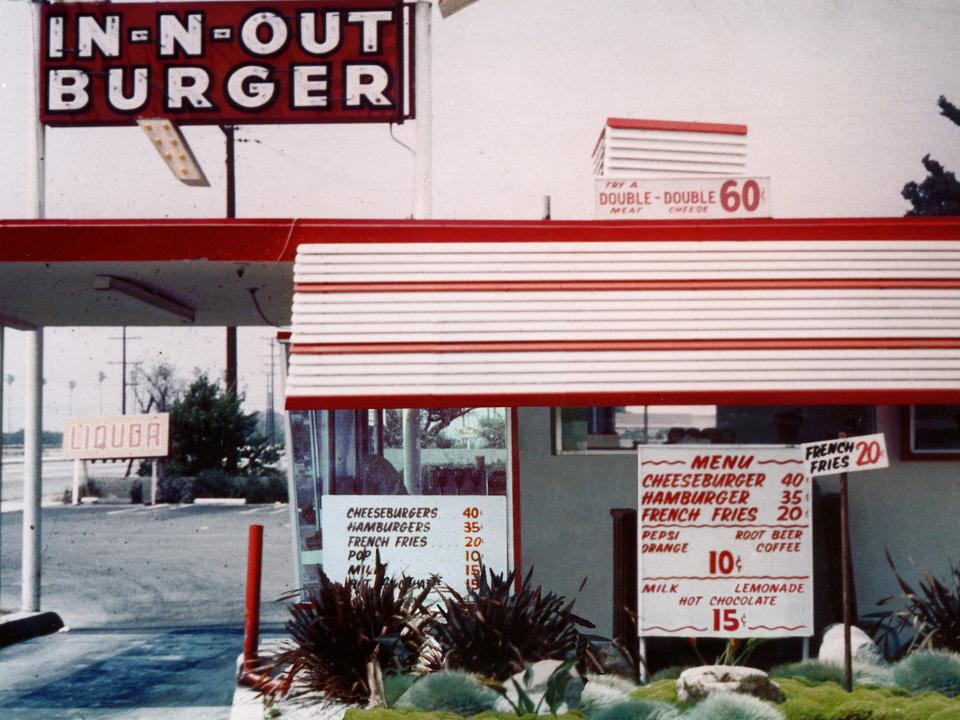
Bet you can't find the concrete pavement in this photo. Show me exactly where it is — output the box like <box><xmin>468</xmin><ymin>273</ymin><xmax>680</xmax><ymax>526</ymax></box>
<box><xmin>0</xmin><ymin>503</ymin><xmax>298</xmax><ymax>718</ymax></box>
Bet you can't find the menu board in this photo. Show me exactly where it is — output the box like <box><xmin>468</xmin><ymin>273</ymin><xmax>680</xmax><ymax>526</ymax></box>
<box><xmin>322</xmin><ymin>495</ymin><xmax>507</xmax><ymax>593</ymax></box>
<box><xmin>638</xmin><ymin>446</ymin><xmax>812</xmax><ymax>638</ymax></box>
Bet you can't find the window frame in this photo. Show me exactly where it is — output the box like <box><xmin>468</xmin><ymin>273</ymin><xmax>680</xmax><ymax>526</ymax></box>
<box><xmin>553</xmin><ymin>405</ymin><xmax>878</xmax><ymax>456</ymax></box>
<box><xmin>901</xmin><ymin>405</ymin><xmax>960</xmax><ymax>461</ymax></box>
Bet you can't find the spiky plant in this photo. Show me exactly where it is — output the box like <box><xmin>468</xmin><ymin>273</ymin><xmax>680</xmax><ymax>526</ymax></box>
<box><xmin>261</xmin><ymin>556</ymin><xmax>438</xmax><ymax>703</ymax></box>
<box><xmin>871</xmin><ymin>550</ymin><xmax>960</xmax><ymax>656</ymax></box>
<box><xmin>432</xmin><ymin>566</ymin><xmax>601</xmax><ymax>680</ymax></box>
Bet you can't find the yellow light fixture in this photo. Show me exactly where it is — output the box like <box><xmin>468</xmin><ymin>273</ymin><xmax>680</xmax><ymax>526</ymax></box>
<box><xmin>137</xmin><ymin>118</ymin><xmax>209</xmax><ymax>187</ymax></box>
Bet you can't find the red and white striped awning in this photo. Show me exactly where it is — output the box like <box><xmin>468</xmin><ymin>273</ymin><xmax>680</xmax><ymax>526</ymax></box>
<box><xmin>285</xmin><ymin>218</ymin><xmax>960</xmax><ymax>409</ymax></box>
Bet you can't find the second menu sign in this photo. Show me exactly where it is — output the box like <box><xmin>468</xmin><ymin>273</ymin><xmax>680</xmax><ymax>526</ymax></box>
<box><xmin>637</xmin><ymin>446</ymin><xmax>812</xmax><ymax>638</ymax></box>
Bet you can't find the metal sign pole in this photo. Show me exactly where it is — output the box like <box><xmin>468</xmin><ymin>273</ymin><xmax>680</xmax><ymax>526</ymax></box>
<box><xmin>838</xmin><ymin>432</ymin><xmax>853</xmax><ymax>692</ymax></box>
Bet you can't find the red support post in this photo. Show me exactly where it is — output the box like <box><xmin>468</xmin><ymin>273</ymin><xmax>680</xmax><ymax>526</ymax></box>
<box><xmin>243</xmin><ymin>523</ymin><xmax>264</xmax><ymax>671</ymax></box>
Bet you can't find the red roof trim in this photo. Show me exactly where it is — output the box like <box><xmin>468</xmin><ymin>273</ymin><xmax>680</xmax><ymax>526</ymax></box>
<box><xmin>286</xmin><ymin>389</ymin><xmax>960</xmax><ymax>411</ymax></box>
<box><xmin>290</xmin><ymin>338</ymin><xmax>960</xmax><ymax>355</ymax></box>
<box><xmin>0</xmin><ymin>217</ymin><xmax>956</xmax><ymax>263</ymax></box>
<box><xmin>607</xmin><ymin>117</ymin><xmax>748</xmax><ymax>136</ymax></box>
<box><xmin>294</xmin><ymin>278</ymin><xmax>960</xmax><ymax>294</ymax></box>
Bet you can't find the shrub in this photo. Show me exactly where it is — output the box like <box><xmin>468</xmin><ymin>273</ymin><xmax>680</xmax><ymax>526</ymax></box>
<box><xmin>893</xmin><ymin>650</ymin><xmax>960</xmax><ymax>697</ymax></box>
<box><xmin>771</xmin><ymin>661</ymin><xmax>893</xmax><ymax>688</ymax></box>
<box><xmin>432</xmin><ymin>567</ymin><xmax>601</xmax><ymax>681</ymax></box>
<box><xmin>580</xmin><ymin>674</ymin><xmax>641</xmax><ymax>716</ymax></box>
<box><xmin>630</xmin><ymin>679</ymin><xmax>677</xmax><ymax>705</ymax></box>
<box><xmin>685</xmin><ymin>694</ymin><xmax>784</xmax><ymax>720</ymax></box>
<box><xmin>262</xmin><ymin>557</ymin><xmax>438</xmax><ymax>703</ymax></box>
<box><xmin>155</xmin><ymin>475</ymin><xmax>194</xmax><ymax>503</ymax></box>
<box><xmin>590</xmin><ymin>699</ymin><xmax>679</xmax><ymax>720</ymax></box>
<box><xmin>242</xmin><ymin>474</ymin><xmax>288</xmax><ymax>504</ymax></box>
<box><xmin>382</xmin><ymin>674</ymin><xmax>418</xmax><ymax>708</ymax></box>
<box><xmin>395</xmin><ymin>670</ymin><xmax>498</xmax><ymax>715</ymax></box>
<box><xmin>871</xmin><ymin>550</ymin><xmax>960</xmax><ymax>655</ymax></box>
<box><xmin>648</xmin><ymin>666</ymin><xmax>685</xmax><ymax>682</ymax></box>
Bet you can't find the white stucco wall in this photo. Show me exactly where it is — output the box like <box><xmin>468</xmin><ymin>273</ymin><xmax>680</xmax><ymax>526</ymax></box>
<box><xmin>517</xmin><ymin>405</ymin><xmax>960</xmax><ymax>638</ymax></box>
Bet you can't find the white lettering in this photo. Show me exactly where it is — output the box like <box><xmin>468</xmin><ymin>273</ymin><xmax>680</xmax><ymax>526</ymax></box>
<box><xmin>226</xmin><ymin>65</ymin><xmax>276</xmax><ymax>109</ymax></box>
<box><xmin>107</xmin><ymin>67</ymin><xmax>149</xmax><ymax>111</ymax></box>
<box><xmin>166</xmin><ymin>67</ymin><xmax>213</xmax><ymax>109</ymax></box>
<box><xmin>299</xmin><ymin>11</ymin><xmax>340</xmax><ymax>55</ymax></box>
<box><xmin>47</xmin><ymin>16</ymin><xmax>64</xmax><ymax>59</ymax></box>
<box><xmin>347</xmin><ymin>11</ymin><xmax>391</xmax><ymax>53</ymax></box>
<box><xmin>240</xmin><ymin>11</ymin><xmax>288</xmax><ymax>56</ymax></box>
<box><xmin>77</xmin><ymin>15</ymin><xmax>120</xmax><ymax>58</ymax></box>
<box><xmin>158</xmin><ymin>13</ymin><xmax>204</xmax><ymax>57</ymax></box>
<box><xmin>345</xmin><ymin>65</ymin><xmax>390</xmax><ymax>107</ymax></box>
<box><xmin>291</xmin><ymin>65</ymin><xmax>328</xmax><ymax>107</ymax></box>
<box><xmin>48</xmin><ymin>69</ymin><xmax>90</xmax><ymax>111</ymax></box>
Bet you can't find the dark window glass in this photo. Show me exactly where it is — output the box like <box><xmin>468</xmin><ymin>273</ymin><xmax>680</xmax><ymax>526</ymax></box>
<box><xmin>558</xmin><ymin>405</ymin><xmax>874</xmax><ymax>451</ymax></box>
<box><xmin>912</xmin><ymin>406</ymin><xmax>960</xmax><ymax>453</ymax></box>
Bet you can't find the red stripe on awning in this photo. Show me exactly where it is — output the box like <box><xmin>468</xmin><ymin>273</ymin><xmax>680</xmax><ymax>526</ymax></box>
<box><xmin>290</xmin><ymin>337</ymin><xmax>960</xmax><ymax>355</ymax></box>
<box><xmin>286</xmin><ymin>388</ymin><xmax>960</xmax><ymax>411</ymax></box>
<box><xmin>293</xmin><ymin>278</ymin><xmax>960</xmax><ymax>294</ymax></box>
<box><xmin>606</xmin><ymin>117</ymin><xmax>748</xmax><ymax>135</ymax></box>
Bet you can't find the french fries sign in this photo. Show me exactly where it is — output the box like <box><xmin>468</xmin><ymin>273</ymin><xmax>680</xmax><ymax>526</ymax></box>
<box><xmin>800</xmin><ymin>433</ymin><xmax>889</xmax><ymax>477</ymax></box>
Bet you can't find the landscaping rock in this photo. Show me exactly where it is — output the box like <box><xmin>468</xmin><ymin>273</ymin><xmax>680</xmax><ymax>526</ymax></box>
<box><xmin>493</xmin><ymin>659</ymin><xmax>584</xmax><ymax>714</ymax></box>
<box><xmin>593</xmin><ymin>641</ymin><xmax>638</xmax><ymax>677</ymax></box>
<box><xmin>676</xmin><ymin>665</ymin><xmax>785</xmax><ymax>703</ymax></box>
<box><xmin>818</xmin><ymin>624</ymin><xmax>885</xmax><ymax>666</ymax></box>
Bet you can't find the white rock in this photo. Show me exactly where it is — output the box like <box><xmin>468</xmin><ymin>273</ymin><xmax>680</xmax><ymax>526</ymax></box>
<box><xmin>676</xmin><ymin>665</ymin><xmax>784</xmax><ymax>703</ymax></box>
<box><xmin>818</xmin><ymin>624</ymin><xmax>885</xmax><ymax>666</ymax></box>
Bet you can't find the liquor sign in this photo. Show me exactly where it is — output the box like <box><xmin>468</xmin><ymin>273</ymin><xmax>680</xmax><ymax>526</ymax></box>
<box><xmin>322</xmin><ymin>495</ymin><xmax>507</xmax><ymax>593</ymax></box>
<box><xmin>40</xmin><ymin>0</ymin><xmax>413</xmax><ymax>126</ymax></box>
<box><xmin>595</xmin><ymin>177</ymin><xmax>771</xmax><ymax>219</ymax></box>
<box><xmin>63</xmin><ymin>413</ymin><xmax>170</xmax><ymax>460</ymax></box>
<box><xmin>638</xmin><ymin>446</ymin><xmax>812</xmax><ymax>638</ymax></box>
<box><xmin>801</xmin><ymin>433</ymin><xmax>889</xmax><ymax>477</ymax></box>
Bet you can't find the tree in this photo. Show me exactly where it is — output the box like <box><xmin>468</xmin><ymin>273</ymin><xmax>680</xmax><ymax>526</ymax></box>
<box><xmin>382</xmin><ymin>408</ymin><xmax>474</xmax><ymax>448</ymax></box>
<box><xmin>134</xmin><ymin>362</ymin><xmax>182</xmax><ymax>413</ymax></box>
<box><xmin>902</xmin><ymin>96</ymin><xmax>960</xmax><ymax>216</ymax></box>
<box><xmin>477</xmin><ymin>414</ymin><xmax>506</xmax><ymax>448</ymax></box>
<box><xmin>165</xmin><ymin>374</ymin><xmax>279</xmax><ymax>478</ymax></box>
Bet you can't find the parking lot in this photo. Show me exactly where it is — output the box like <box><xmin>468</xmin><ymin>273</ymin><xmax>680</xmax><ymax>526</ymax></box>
<box><xmin>0</xmin><ymin>502</ymin><xmax>298</xmax><ymax>718</ymax></box>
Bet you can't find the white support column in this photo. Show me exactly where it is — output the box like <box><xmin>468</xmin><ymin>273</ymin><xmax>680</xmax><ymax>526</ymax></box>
<box><xmin>71</xmin><ymin>459</ymin><xmax>81</xmax><ymax>505</ymax></box>
<box><xmin>150</xmin><ymin>460</ymin><xmax>158</xmax><ymax>505</ymax></box>
<box><xmin>28</xmin><ymin>0</ymin><xmax>46</xmax><ymax>220</ymax></box>
<box><xmin>0</xmin><ymin>327</ymin><xmax>4</xmax><ymax>607</ymax></box>
<box><xmin>413</xmin><ymin>0</ymin><xmax>432</xmax><ymax>219</ymax></box>
<box><xmin>22</xmin><ymin>329</ymin><xmax>43</xmax><ymax>612</ymax></box>
<box><xmin>402</xmin><ymin>409</ymin><xmax>421</xmax><ymax>494</ymax></box>
<box><xmin>405</xmin><ymin>1</ymin><xmax>431</xmax><ymax>495</ymax></box>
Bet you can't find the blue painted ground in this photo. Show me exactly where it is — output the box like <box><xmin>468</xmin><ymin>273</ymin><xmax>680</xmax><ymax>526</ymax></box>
<box><xmin>0</xmin><ymin>624</ymin><xmax>285</xmax><ymax>719</ymax></box>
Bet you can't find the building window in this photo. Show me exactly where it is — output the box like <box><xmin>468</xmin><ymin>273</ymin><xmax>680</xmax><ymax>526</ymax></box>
<box><xmin>555</xmin><ymin>405</ymin><xmax>874</xmax><ymax>454</ymax></box>
<box><xmin>289</xmin><ymin>407</ymin><xmax>510</xmax><ymax>589</ymax></box>
<box><xmin>904</xmin><ymin>405</ymin><xmax>960</xmax><ymax>459</ymax></box>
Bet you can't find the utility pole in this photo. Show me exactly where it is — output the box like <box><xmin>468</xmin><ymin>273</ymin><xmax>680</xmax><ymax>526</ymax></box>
<box><xmin>222</xmin><ymin>125</ymin><xmax>238</xmax><ymax>396</ymax></box>
<box><xmin>108</xmin><ymin>329</ymin><xmax>141</xmax><ymax>414</ymax></box>
<box><xmin>260</xmin><ymin>339</ymin><xmax>277</xmax><ymax>443</ymax></box>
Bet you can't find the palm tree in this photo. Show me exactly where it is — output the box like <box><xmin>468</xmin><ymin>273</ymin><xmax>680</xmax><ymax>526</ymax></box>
<box><xmin>68</xmin><ymin>380</ymin><xmax>77</xmax><ymax>417</ymax></box>
<box><xmin>97</xmin><ymin>371</ymin><xmax>106</xmax><ymax>414</ymax></box>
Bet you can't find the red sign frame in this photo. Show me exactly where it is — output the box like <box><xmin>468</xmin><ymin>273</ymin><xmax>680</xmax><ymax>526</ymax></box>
<box><xmin>40</xmin><ymin>0</ymin><xmax>413</xmax><ymax>127</ymax></box>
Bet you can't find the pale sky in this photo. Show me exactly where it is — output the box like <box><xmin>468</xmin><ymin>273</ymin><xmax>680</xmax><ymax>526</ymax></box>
<box><xmin>0</xmin><ymin>0</ymin><xmax>959</xmax><ymax>431</ymax></box>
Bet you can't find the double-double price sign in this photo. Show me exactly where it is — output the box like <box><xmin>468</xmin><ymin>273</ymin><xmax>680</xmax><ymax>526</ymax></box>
<box><xmin>40</xmin><ymin>0</ymin><xmax>413</xmax><ymax>126</ymax></box>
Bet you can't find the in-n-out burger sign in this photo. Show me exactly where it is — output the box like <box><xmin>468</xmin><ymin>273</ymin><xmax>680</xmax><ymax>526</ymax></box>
<box><xmin>40</xmin><ymin>0</ymin><xmax>413</xmax><ymax>126</ymax></box>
